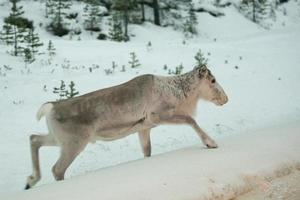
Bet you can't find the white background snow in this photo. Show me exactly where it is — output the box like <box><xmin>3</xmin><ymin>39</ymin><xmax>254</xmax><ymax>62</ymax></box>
<box><xmin>0</xmin><ymin>0</ymin><xmax>300</xmax><ymax>197</ymax></box>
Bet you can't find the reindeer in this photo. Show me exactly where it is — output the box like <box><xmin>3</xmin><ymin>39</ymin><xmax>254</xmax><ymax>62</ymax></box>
<box><xmin>25</xmin><ymin>65</ymin><xmax>228</xmax><ymax>189</ymax></box>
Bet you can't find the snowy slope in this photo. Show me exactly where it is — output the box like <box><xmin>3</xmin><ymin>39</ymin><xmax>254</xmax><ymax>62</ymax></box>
<box><xmin>1</xmin><ymin>121</ymin><xmax>300</xmax><ymax>200</ymax></box>
<box><xmin>0</xmin><ymin>0</ymin><xmax>300</xmax><ymax>195</ymax></box>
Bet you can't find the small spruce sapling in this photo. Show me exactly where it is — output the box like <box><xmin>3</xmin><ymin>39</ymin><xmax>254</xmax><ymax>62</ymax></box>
<box><xmin>66</xmin><ymin>81</ymin><xmax>79</xmax><ymax>99</ymax></box>
<box><xmin>47</xmin><ymin>40</ymin><xmax>56</xmax><ymax>57</ymax></box>
<box><xmin>24</xmin><ymin>48</ymin><xmax>35</xmax><ymax>66</ymax></box>
<box><xmin>194</xmin><ymin>49</ymin><xmax>208</xmax><ymax>67</ymax></box>
<box><xmin>128</xmin><ymin>52</ymin><xmax>141</xmax><ymax>68</ymax></box>
<box><xmin>24</xmin><ymin>27</ymin><xmax>43</xmax><ymax>57</ymax></box>
<box><xmin>53</xmin><ymin>80</ymin><xmax>79</xmax><ymax>100</ymax></box>
<box><xmin>53</xmin><ymin>80</ymin><xmax>67</xmax><ymax>100</ymax></box>
<box><xmin>112</xmin><ymin>61</ymin><xmax>117</xmax><ymax>71</ymax></box>
<box><xmin>83</xmin><ymin>0</ymin><xmax>102</xmax><ymax>34</ymax></box>
<box><xmin>183</xmin><ymin>3</ymin><xmax>198</xmax><ymax>38</ymax></box>
<box><xmin>108</xmin><ymin>13</ymin><xmax>124</xmax><ymax>42</ymax></box>
<box><xmin>121</xmin><ymin>65</ymin><xmax>126</xmax><ymax>72</ymax></box>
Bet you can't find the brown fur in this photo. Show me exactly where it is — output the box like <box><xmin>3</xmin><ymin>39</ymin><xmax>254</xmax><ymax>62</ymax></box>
<box><xmin>25</xmin><ymin>66</ymin><xmax>228</xmax><ymax>189</ymax></box>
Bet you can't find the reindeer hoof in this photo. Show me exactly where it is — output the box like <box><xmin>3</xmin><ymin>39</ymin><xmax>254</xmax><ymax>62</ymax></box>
<box><xmin>204</xmin><ymin>139</ymin><xmax>218</xmax><ymax>148</ymax></box>
<box><xmin>206</xmin><ymin>144</ymin><xmax>218</xmax><ymax>148</ymax></box>
<box><xmin>24</xmin><ymin>184</ymin><xmax>31</xmax><ymax>190</ymax></box>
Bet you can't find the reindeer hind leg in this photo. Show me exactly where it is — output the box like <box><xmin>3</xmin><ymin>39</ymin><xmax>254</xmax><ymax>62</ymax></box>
<box><xmin>25</xmin><ymin>133</ymin><xmax>57</xmax><ymax>189</ymax></box>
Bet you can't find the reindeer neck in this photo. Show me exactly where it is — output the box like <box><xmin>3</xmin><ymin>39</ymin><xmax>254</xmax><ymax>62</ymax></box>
<box><xmin>172</xmin><ymin>70</ymin><xmax>198</xmax><ymax>99</ymax></box>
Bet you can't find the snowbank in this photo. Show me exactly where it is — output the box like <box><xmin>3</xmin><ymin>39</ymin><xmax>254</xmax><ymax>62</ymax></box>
<box><xmin>2</xmin><ymin>121</ymin><xmax>300</xmax><ymax>200</ymax></box>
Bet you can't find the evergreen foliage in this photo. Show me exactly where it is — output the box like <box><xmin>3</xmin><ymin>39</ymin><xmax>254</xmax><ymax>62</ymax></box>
<box><xmin>194</xmin><ymin>49</ymin><xmax>208</xmax><ymax>67</ymax></box>
<box><xmin>239</xmin><ymin>0</ymin><xmax>273</xmax><ymax>26</ymax></box>
<box><xmin>83</xmin><ymin>0</ymin><xmax>102</xmax><ymax>34</ymax></box>
<box><xmin>24</xmin><ymin>48</ymin><xmax>35</xmax><ymax>65</ymax></box>
<box><xmin>183</xmin><ymin>3</ymin><xmax>198</xmax><ymax>37</ymax></box>
<box><xmin>47</xmin><ymin>40</ymin><xmax>56</xmax><ymax>57</ymax></box>
<box><xmin>0</xmin><ymin>0</ymin><xmax>32</xmax><ymax>56</ymax></box>
<box><xmin>24</xmin><ymin>27</ymin><xmax>43</xmax><ymax>56</ymax></box>
<box><xmin>4</xmin><ymin>0</ymin><xmax>33</xmax><ymax>29</ymax></box>
<box><xmin>48</xmin><ymin>0</ymin><xmax>71</xmax><ymax>36</ymax></box>
<box><xmin>128</xmin><ymin>52</ymin><xmax>141</xmax><ymax>68</ymax></box>
<box><xmin>0</xmin><ymin>24</ymin><xmax>14</xmax><ymax>45</ymax></box>
<box><xmin>112</xmin><ymin>0</ymin><xmax>138</xmax><ymax>41</ymax></box>
<box><xmin>168</xmin><ymin>64</ymin><xmax>184</xmax><ymax>75</ymax></box>
<box><xmin>45</xmin><ymin>0</ymin><xmax>55</xmax><ymax>18</ymax></box>
<box><xmin>108</xmin><ymin>13</ymin><xmax>124</xmax><ymax>42</ymax></box>
<box><xmin>53</xmin><ymin>80</ymin><xmax>79</xmax><ymax>100</ymax></box>
<box><xmin>53</xmin><ymin>80</ymin><xmax>67</xmax><ymax>100</ymax></box>
<box><xmin>66</xmin><ymin>81</ymin><xmax>79</xmax><ymax>99</ymax></box>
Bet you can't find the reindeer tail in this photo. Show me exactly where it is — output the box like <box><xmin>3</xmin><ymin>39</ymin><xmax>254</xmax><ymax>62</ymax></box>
<box><xmin>36</xmin><ymin>103</ymin><xmax>53</xmax><ymax>121</ymax></box>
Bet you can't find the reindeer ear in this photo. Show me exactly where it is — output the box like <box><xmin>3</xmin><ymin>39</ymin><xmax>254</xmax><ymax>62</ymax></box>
<box><xmin>198</xmin><ymin>65</ymin><xmax>207</xmax><ymax>78</ymax></box>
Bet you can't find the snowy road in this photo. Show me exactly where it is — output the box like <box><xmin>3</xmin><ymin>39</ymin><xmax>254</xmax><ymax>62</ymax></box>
<box><xmin>1</xmin><ymin>121</ymin><xmax>300</xmax><ymax>200</ymax></box>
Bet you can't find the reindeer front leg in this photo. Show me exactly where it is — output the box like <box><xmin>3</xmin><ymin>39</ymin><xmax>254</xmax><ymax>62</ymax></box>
<box><xmin>138</xmin><ymin>129</ymin><xmax>151</xmax><ymax>157</ymax></box>
<box><xmin>151</xmin><ymin>113</ymin><xmax>218</xmax><ymax>148</ymax></box>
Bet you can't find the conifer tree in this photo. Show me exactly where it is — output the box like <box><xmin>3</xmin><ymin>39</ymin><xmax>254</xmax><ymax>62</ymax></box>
<box><xmin>45</xmin><ymin>0</ymin><xmax>55</xmax><ymax>18</ymax></box>
<box><xmin>47</xmin><ymin>40</ymin><xmax>56</xmax><ymax>57</ymax></box>
<box><xmin>83</xmin><ymin>0</ymin><xmax>102</xmax><ymax>34</ymax></box>
<box><xmin>239</xmin><ymin>0</ymin><xmax>269</xmax><ymax>24</ymax></box>
<box><xmin>108</xmin><ymin>13</ymin><xmax>124</xmax><ymax>42</ymax></box>
<box><xmin>24</xmin><ymin>48</ymin><xmax>35</xmax><ymax>66</ymax></box>
<box><xmin>66</xmin><ymin>81</ymin><xmax>79</xmax><ymax>99</ymax></box>
<box><xmin>112</xmin><ymin>0</ymin><xmax>138</xmax><ymax>41</ymax></box>
<box><xmin>194</xmin><ymin>49</ymin><xmax>208</xmax><ymax>67</ymax></box>
<box><xmin>7</xmin><ymin>0</ymin><xmax>24</xmax><ymax>24</ymax></box>
<box><xmin>183</xmin><ymin>3</ymin><xmax>198</xmax><ymax>37</ymax></box>
<box><xmin>53</xmin><ymin>80</ymin><xmax>67</xmax><ymax>100</ymax></box>
<box><xmin>53</xmin><ymin>80</ymin><xmax>79</xmax><ymax>100</ymax></box>
<box><xmin>49</xmin><ymin>0</ymin><xmax>71</xmax><ymax>36</ymax></box>
<box><xmin>0</xmin><ymin>24</ymin><xmax>14</xmax><ymax>45</ymax></box>
<box><xmin>2</xmin><ymin>0</ymin><xmax>30</xmax><ymax>56</ymax></box>
<box><xmin>24</xmin><ymin>27</ymin><xmax>43</xmax><ymax>56</ymax></box>
<box><xmin>128</xmin><ymin>52</ymin><xmax>141</xmax><ymax>68</ymax></box>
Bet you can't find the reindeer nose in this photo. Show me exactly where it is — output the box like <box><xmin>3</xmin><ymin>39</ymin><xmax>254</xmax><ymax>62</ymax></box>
<box><xmin>219</xmin><ymin>95</ymin><xmax>228</xmax><ymax>106</ymax></box>
<box><xmin>223</xmin><ymin>95</ymin><xmax>228</xmax><ymax>104</ymax></box>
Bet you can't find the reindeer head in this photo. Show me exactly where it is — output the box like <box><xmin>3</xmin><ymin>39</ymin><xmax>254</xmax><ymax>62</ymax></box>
<box><xmin>196</xmin><ymin>65</ymin><xmax>228</xmax><ymax>106</ymax></box>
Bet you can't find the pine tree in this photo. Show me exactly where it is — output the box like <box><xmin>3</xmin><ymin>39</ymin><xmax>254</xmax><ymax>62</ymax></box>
<box><xmin>49</xmin><ymin>0</ymin><xmax>71</xmax><ymax>36</ymax></box>
<box><xmin>66</xmin><ymin>81</ymin><xmax>79</xmax><ymax>99</ymax></box>
<box><xmin>183</xmin><ymin>3</ymin><xmax>198</xmax><ymax>37</ymax></box>
<box><xmin>7</xmin><ymin>0</ymin><xmax>24</xmax><ymax>24</ymax></box>
<box><xmin>47</xmin><ymin>40</ymin><xmax>56</xmax><ymax>57</ymax></box>
<box><xmin>112</xmin><ymin>0</ymin><xmax>138</xmax><ymax>41</ymax></box>
<box><xmin>108</xmin><ymin>13</ymin><xmax>124</xmax><ymax>42</ymax></box>
<box><xmin>0</xmin><ymin>24</ymin><xmax>14</xmax><ymax>45</ymax></box>
<box><xmin>45</xmin><ymin>0</ymin><xmax>55</xmax><ymax>18</ymax></box>
<box><xmin>53</xmin><ymin>80</ymin><xmax>67</xmax><ymax>100</ymax></box>
<box><xmin>194</xmin><ymin>49</ymin><xmax>208</xmax><ymax>67</ymax></box>
<box><xmin>1</xmin><ymin>0</ymin><xmax>30</xmax><ymax>56</ymax></box>
<box><xmin>53</xmin><ymin>80</ymin><xmax>79</xmax><ymax>100</ymax></box>
<box><xmin>128</xmin><ymin>52</ymin><xmax>141</xmax><ymax>68</ymax></box>
<box><xmin>239</xmin><ymin>0</ymin><xmax>269</xmax><ymax>25</ymax></box>
<box><xmin>24</xmin><ymin>48</ymin><xmax>35</xmax><ymax>66</ymax></box>
<box><xmin>24</xmin><ymin>27</ymin><xmax>43</xmax><ymax>57</ymax></box>
<box><xmin>10</xmin><ymin>24</ymin><xmax>26</xmax><ymax>56</ymax></box>
<box><xmin>83</xmin><ymin>0</ymin><xmax>102</xmax><ymax>34</ymax></box>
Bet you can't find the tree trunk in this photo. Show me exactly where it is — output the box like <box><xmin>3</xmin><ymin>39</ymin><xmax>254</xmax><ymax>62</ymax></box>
<box><xmin>13</xmin><ymin>25</ymin><xmax>17</xmax><ymax>56</ymax></box>
<box><xmin>141</xmin><ymin>2</ymin><xmax>145</xmax><ymax>22</ymax></box>
<box><xmin>252</xmin><ymin>0</ymin><xmax>256</xmax><ymax>23</ymax></box>
<box><xmin>153</xmin><ymin>0</ymin><xmax>160</xmax><ymax>26</ymax></box>
<box><xmin>124</xmin><ymin>10</ymin><xmax>129</xmax><ymax>41</ymax></box>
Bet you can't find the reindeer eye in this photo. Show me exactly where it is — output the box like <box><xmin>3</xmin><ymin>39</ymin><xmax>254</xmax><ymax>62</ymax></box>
<box><xmin>211</xmin><ymin>79</ymin><xmax>216</xmax><ymax>84</ymax></box>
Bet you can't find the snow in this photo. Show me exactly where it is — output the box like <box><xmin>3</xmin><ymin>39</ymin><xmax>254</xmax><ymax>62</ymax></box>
<box><xmin>0</xmin><ymin>0</ymin><xmax>300</xmax><ymax>198</ymax></box>
<box><xmin>1</xmin><ymin>121</ymin><xmax>300</xmax><ymax>200</ymax></box>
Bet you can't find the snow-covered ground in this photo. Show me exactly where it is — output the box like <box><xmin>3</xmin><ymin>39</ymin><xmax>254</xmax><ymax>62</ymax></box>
<box><xmin>0</xmin><ymin>0</ymin><xmax>300</xmax><ymax>197</ymax></box>
<box><xmin>1</xmin><ymin>121</ymin><xmax>300</xmax><ymax>200</ymax></box>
